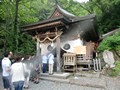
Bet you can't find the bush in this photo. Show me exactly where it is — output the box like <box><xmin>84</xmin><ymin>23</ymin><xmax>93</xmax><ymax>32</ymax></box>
<box><xmin>108</xmin><ymin>61</ymin><xmax>120</xmax><ymax>77</ymax></box>
<box><xmin>97</xmin><ymin>29</ymin><xmax>120</xmax><ymax>52</ymax></box>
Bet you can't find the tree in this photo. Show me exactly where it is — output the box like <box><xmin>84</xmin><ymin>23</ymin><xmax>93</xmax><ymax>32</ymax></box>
<box><xmin>86</xmin><ymin>0</ymin><xmax>120</xmax><ymax>34</ymax></box>
<box><xmin>0</xmin><ymin>0</ymin><xmax>56</xmax><ymax>54</ymax></box>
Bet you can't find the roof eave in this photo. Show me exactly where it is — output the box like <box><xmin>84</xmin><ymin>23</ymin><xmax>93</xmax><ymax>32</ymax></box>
<box><xmin>72</xmin><ymin>14</ymin><xmax>95</xmax><ymax>22</ymax></box>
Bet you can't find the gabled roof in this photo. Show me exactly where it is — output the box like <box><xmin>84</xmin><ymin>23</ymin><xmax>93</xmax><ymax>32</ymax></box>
<box><xmin>21</xmin><ymin>3</ymin><xmax>96</xmax><ymax>38</ymax></box>
<box><xmin>48</xmin><ymin>4</ymin><xmax>76</xmax><ymax>20</ymax></box>
<box><xmin>48</xmin><ymin>3</ymin><xmax>95</xmax><ymax>22</ymax></box>
<box><xmin>20</xmin><ymin>2</ymin><xmax>99</xmax><ymax>42</ymax></box>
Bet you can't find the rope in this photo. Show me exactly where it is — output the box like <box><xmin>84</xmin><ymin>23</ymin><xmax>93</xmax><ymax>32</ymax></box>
<box><xmin>35</xmin><ymin>32</ymin><xmax>62</xmax><ymax>43</ymax></box>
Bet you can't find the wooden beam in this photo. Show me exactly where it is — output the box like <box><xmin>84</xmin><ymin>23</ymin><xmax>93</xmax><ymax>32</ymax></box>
<box><xmin>38</xmin><ymin>32</ymin><xmax>58</xmax><ymax>39</ymax></box>
<box><xmin>23</xmin><ymin>21</ymin><xmax>64</xmax><ymax>31</ymax></box>
<box><xmin>102</xmin><ymin>29</ymin><xmax>120</xmax><ymax>39</ymax></box>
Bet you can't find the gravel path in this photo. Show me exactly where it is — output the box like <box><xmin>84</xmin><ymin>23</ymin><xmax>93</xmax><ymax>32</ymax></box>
<box><xmin>1</xmin><ymin>69</ymin><xmax>120</xmax><ymax>90</ymax></box>
<box><xmin>102</xmin><ymin>76</ymin><xmax>120</xmax><ymax>90</ymax></box>
<box><xmin>0</xmin><ymin>72</ymin><xmax>102</xmax><ymax>90</ymax></box>
<box><xmin>24</xmin><ymin>80</ymin><xmax>103</xmax><ymax>90</ymax></box>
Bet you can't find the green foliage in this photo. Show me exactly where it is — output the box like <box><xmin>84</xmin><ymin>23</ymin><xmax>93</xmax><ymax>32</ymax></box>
<box><xmin>0</xmin><ymin>0</ymin><xmax>57</xmax><ymax>55</ymax></box>
<box><xmin>17</xmin><ymin>34</ymin><xmax>36</xmax><ymax>55</ymax></box>
<box><xmin>90</xmin><ymin>0</ymin><xmax>120</xmax><ymax>34</ymax></box>
<box><xmin>60</xmin><ymin>0</ymin><xmax>89</xmax><ymax>16</ymax></box>
<box><xmin>108</xmin><ymin>61</ymin><xmax>120</xmax><ymax>77</ymax></box>
<box><xmin>0</xmin><ymin>0</ymin><xmax>38</xmax><ymax>55</ymax></box>
<box><xmin>97</xmin><ymin>30</ymin><xmax>120</xmax><ymax>52</ymax></box>
<box><xmin>19</xmin><ymin>0</ymin><xmax>54</xmax><ymax>25</ymax></box>
<box><xmin>71</xmin><ymin>0</ymin><xmax>120</xmax><ymax>35</ymax></box>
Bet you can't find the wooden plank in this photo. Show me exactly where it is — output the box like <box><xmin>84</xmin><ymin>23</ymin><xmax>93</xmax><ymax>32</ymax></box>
<box><xmin>74</xmin><ymin>46</ymin><xmax>86</xmax><ymax>54</ymax></box>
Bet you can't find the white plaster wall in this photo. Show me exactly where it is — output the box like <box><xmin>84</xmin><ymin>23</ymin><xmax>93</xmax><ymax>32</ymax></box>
<box><xmin>61</xmin><ymin>38</ymin><xmax>83</xmax><ymax>53</ymax></box>
<box><xmin>40</xmin><ymin>38</ymin><xmax>83</xmax><ymax>55</ymax></box>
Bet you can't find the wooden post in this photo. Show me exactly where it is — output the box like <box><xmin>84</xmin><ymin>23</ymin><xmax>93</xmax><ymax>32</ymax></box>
<box><xmin>36</xmin><ymin>37</ymin><xmax>42</xmax><ymax>73</ymax></box>
<box><xmin>56</xmin><ymin>35</ymin><xmax>61</xmax><ymax>72</ymax></box>
<box><xmin>36</xmin><ymin>37</ymin><xmax>40</xmax><ymax>56</ymax></box>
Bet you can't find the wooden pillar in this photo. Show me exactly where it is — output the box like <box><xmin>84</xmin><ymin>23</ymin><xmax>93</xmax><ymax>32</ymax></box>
<box><xmin>36</xmin><ymin>38</ymin><xmax>40</xmax><ymax>56</ymax></box>
<box><xmin>36</xmin><ymin>37</ymin><xmax>42</xmax><ymax>73</ymax></box>
<box><xmin>56</xmin><ymin>35</ymin><xmax>61</xmax><ymax>72</ymax></box>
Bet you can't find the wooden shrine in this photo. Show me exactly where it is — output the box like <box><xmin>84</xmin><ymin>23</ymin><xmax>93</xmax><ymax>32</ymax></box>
<box><xmin>21</xmin><ymin>2</ymin><xmax>99</xmax><ymax>72</ymax></box>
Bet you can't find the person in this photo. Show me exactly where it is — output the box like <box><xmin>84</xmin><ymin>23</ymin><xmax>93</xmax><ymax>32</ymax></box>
<box><xmin>39</xmin><ymin>55</ymin><xmax>42</xmax><ymax>74</ymax></box>
<box><xmin>2</xmin><ymin>51</ymin><xmax>12</xmax><ymax>90</ymax></box>
<box><xmin>22</xmin><ymin>55</ymin><xmax>32</xmax><ymax>89</ymax></box>
<box><xmin>42</xmin><ymin>54</ymin><xmax>48</xmax><ymax>73</ymax></box>
<box><xmin>9</xmin><ymin>51</ymin><xmax>14</xmax><ymax>64</ymax></box>
<box><xmin>11</xmin><ymin>56</ymin><xmax>25</xmax><ymax>90</ymax></box>
<box><xmin>33</xmin><ymin>55</ymin><xmax>40</xmax><ymax>84</ymax></box>
<box><xmin>48</xmin><ymin>52</ymin><xmax>54</xmax><ymax>75</ymax></box>
<box><xmin>27</xmin><ymin>55</ymin><xmax>40</xmax><ymax>84</ymax></box>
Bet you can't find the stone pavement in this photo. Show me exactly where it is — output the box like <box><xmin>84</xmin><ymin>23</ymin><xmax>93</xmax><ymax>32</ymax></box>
<box><xmin>40</xmin><ymin>72</ymin><xmax>105</xmax><ymax>89</ymax></box>
<box><xmin>27</xmin><ymin>80</ymin><xmax>103</xmax><ymax>90</ymax></box>
<box><xmin>1</xmin><ymin>71</ymin><xmax>120</xmax><ymax>90</ymax></box>
<box><xmin>40</xmin><ymin>71</ymin><xmax>120</xmax><ymax>90</ymax></box>
<box><xmin>0</xmin><ymin>73</ymin><xmax>103</xmax><ymax>90</ymax></box>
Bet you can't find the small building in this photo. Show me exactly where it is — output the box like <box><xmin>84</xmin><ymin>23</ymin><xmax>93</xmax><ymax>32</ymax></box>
<box><xmin>21</xmin><ymin>3</ymin><xmax>99</xmax><ymax>71</ymax></box>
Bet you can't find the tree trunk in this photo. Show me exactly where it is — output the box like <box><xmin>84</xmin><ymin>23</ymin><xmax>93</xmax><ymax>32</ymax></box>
<box><xmin>13</xmin><ymin>0</ymin><xmax>19</xmax><ymax>52</ymax></box>
<box><xmin>3</xmin><ymin>2</ymin><xmax>9</xmax><ymax>52</ymax></box>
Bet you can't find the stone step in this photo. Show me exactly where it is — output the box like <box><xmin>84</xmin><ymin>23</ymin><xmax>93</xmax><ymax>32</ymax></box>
<box><xmin>40</xmin><ymin>76</ymin><xmax>69</xmax><ymax>83</ymax></box>
<box><xmin>40</xmin><ymin>72</ymin><xmax>73</xmax><ymax>79</ymax></box>
<box><xmin>69</xmin><ymin>77</ymin><xmax>106</xmax><ymax>89</ymax></box>
<box><xmin>75</xmin><ymin>71</ymin><xmax>101</xmax><ymax>78</ymax></box>
<box><xmin>40</xmin><ymin>73</ymin><xmax>106</xmax><ymax>89</ymax></box>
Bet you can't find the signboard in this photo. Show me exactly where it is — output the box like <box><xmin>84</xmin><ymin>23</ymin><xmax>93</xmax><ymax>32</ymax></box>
<box><xmin>74</xmin><ymin>46</ymin><xmax>86</xmax><ymax>54</ymax></box>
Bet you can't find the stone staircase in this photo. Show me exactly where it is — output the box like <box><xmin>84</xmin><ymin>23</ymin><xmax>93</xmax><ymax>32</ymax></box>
<box><xmin>40</xmin><ymin>72</ymin><xmax>73</xmax><ymax>80</ymax></box>
<box><xmin>39</xmin><ymin>72</ymin><xmax>106</xmax><ymax>89</ymax></box>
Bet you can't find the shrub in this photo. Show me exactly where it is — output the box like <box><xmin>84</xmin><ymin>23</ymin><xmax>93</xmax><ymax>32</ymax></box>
<box><xmin>108</xmin><ymin>60</ymin><xmax>120</xmax><ymax>77</ymax></box>
<box><xmin>97</xmin><ymin>29</ymin><xmax>120</xmax><ymax>52</ymax></box>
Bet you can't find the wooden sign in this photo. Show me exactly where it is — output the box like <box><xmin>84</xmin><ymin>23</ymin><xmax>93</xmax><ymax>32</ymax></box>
<box><xmin>74</xmin><ymin>46</ymin><xmax>86</xmax><ymax>54</ymax></box>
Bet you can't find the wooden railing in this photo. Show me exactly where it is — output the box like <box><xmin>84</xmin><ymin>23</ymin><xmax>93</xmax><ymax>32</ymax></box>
<box><xmin>63</xmin><ymin>53</ymin><xmax>77</xmax><ymax>72</ymax></box>
<box><xmin>63</xmin><ymin>53</ymin><xmax>93</xmax><ymax>72</ymax></box>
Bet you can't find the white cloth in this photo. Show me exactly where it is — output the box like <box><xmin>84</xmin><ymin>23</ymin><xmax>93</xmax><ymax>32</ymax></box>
<box><xmin>48</xmin><ymin>53</ymin><xmax>54</xmax><ymax>64</ymax></box>
<box><xmin>42</xmin><ymin>55</ymin><xmax>48</xmax><ymax>64</ymax></box>
<box><xmin>11</xmin><ymin>62</ymin><xmax>25</xmax><ymax>82</ymax></box>
<box><xmin>2</xmin><ymin>57</ymin><xmax>11</xmax><ymax>76</ymax></box>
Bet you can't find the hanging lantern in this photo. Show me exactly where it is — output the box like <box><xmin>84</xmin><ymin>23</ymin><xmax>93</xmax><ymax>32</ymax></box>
<box><xmin>39</xmin><ymin>44</ymin><xmax>42</xmax><ymax>48</ymax></box>
<box><xmin>51</xmin><ymin>42</ymin><xmax>54</xmax><ymax>47</ymax></box>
